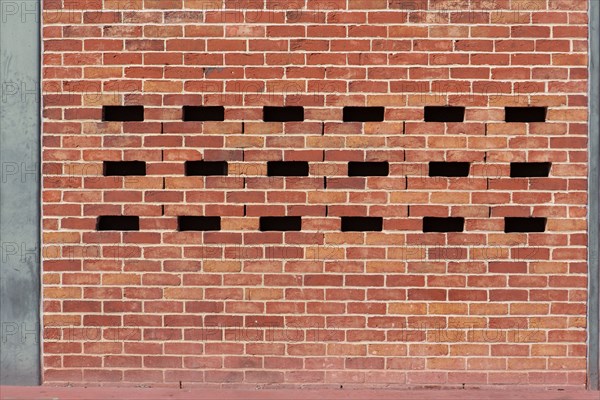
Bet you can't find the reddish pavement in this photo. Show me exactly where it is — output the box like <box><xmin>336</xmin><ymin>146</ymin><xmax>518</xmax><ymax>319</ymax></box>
<box><xmin>1</xmin><ymin>386</ymin><xmax>599</xmax><ymax>400</ymax></box>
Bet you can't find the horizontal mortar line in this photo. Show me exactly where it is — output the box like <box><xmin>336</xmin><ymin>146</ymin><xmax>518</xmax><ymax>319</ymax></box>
<box><xmin>44</xmin><ymin>47</ymin><xmax>588</xmax><ymax>53</ymax></box>
<box><xmin>43</xmin><ymin>286</ymin><xmax>585</xmax><ymax>290</ymax></box>
<box><xmin>44</xmin><ymin>22</ymin><xmax>589</xmax><ymax>27</ymax></box>
<box><xmin>42</xmin><ymin>305</ymin><xmax>580</xmax><ymax>310</ymax></box>
<box><xmin>45</xmin><ymin>27</ymin><xmax>589</xmax><ymax>31</ymax></box>
<box><xmin>46</xmin><ymin>49</ymin><xmax>565</xmax><ymax>54</ymax></box>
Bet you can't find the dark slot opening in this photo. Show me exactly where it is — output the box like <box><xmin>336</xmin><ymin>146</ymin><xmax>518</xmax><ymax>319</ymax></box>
<box><xmin>348</xmin><ymin>161</ymin><xmax>389</xmax><ymax>177</ymax></box>
<box><xmin>103</xmin><ymin>161</ymin><xmax>146</xmax><ymax>176</ymax></box>
<box><xmin>263</xmin><ymin>106</ymin><xmax>304</xmax><ymax>122</ymax></box>
<box><xmin>429</xmin><ymin>162</ymin><xmax>470</xmax><ymax>177</ymax></box>
<box><xmin>182</xmin><ymin>106</ymin><xmax>225</xmax><ymax>121</ymax></box>
<box><xmin>97</xmin><ymin>216</ymin><xmax>140</xmax><ymax>231</ymax></box>
<box><xmin>267</xmin><ymin>161</ymin><xmax>309</xmax><ymax>177</ymax></box>
<box><xmin>505</xmin><ymin>107</ymin><xmax>547</xmax><ymax>122</ymax></box>
<box><xmin>504</xmin><ymin>217</ymin><xmax>547</xmax><ymax>233</ymax></box>
<box><xmin>185</xmin><ymin>161</ymin><xmax>228</xmax><ymax>176</ymax></box>
<box><xmin>424</xmin><ymin>106</ymin><xmax>465</xmax><ymax>122</ymax></box>
<box><xmin>343</xmin><ymin>106</ymin><xmax>385</xmax><ymax>122</ymax></box>
<box><xmin>510</xmin><ymin>162</ymin><xmax>551</xmax><ymax>177</ymax></box>
<box><xmin>178</xmin><ymin>216</ymin><xmax>221</xmax><ymax>231</ymax></box>
<box><xmin>102</xmin><ymin>105</ymin><xmax>144</xmax><ymax>122</ymax></box>
<box><xmin>341</xmin><ymin>217</ymin><xmax>383</xmax><ymax>232</ymax></box>
<box><xmin>259</xmin><ymin>216</ymin><xmax>302</xmax><ymax>231</ymax></box>
<box><xmin>423</xmin><ymin>217</ymin><xmax>464</xmax><ymax>233</ymax></box>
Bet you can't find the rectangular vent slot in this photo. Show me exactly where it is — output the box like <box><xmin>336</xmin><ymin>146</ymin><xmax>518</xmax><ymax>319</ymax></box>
<box><xmin>259</xmin><ymin>216</ymin><xmax>302</xmax><ymax>231</ymax></box>
<box><xmin>97</xmin><ymin>216</ymin><xmax>140</xmax><ymax>231</ymax></box>
<box><xmin>424</xmin><ymin>106</ymin><xmax>465</xmax><ymax>122</ymax></box>
<box><xmin>341</xmin><ymin>217</ymin><xmax>383</xmax><ymax>232</ymax></box>
<box><xmin>423</xmin><ymin>217</ymin><xmax>464</xmax><ymax>233</ymax></box>
<box><xmin>185</xmin><ymin>161</ymin><xmax>228</xmax><ymax>176</ymax></box>
<box><xmin>102</xmin><ymin>105</ymin><xmax>144</xmax><ymax>122</ymax></box>
<box><xmin>182</xmin><ymin>106</ymin><xmax>225</xmax><ymax>121</ymax></box>
<box><xmin>504</xmin><ymin>217</ymin><xmax>547</xmax><ymax>233</ymax></box>
<box><xmin>505</xmin><ymin>107</ymin><xmax>547</xmax><ymax>122</ymax></box>
<box><xmin>103</xmin><ymin>161</ymin><xmax>146</xmax><ymax>176</ymax></box>
<box><xmin>343</xmin><ymin>106</ymin><xmax>385</xmax><ymax>122</ymax></box>
<box><xmin>263</xmin><ymin>106</ymin><xmax>304</xmax><ymax>122</ymax></box>
<box><xmin>348</xmin><ymin>161</ymin><xmax>389</xmax><ymax>177</ymax></box>
<box><xmin>510</xmin><ymin>162</ymin><xmax>551</xmax><ymax>178</ymax></box>
<box><xmin>267</xmin><ymin>161</ymin><xmax>309</xmax><ymax>177</ymax></box>
<box><xmin>429</xmin><ymin>162</ymin><xmax>470</xmax><ymax>177</ymax></box>
<box><xmin>178</xmin><ymin>216</ymin><xmax>221</xmax><ymax>231</ymax></box>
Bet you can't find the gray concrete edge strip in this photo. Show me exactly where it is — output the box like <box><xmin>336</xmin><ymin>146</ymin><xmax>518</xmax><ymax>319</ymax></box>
<box><xmin>0</xmin><ymin>0</ymin><xmax>42</xmax><ymax>385</ymax></box>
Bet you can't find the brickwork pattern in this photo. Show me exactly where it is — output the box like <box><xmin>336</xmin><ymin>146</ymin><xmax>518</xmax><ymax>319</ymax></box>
<box><xmin>41</xmin><ymin>0</ymin><xmax>589</xmax><ymax>388</ymax></box>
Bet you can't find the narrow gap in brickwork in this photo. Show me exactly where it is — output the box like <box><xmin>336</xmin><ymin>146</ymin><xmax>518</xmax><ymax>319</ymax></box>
<box><xmin>348</xmin><ymin>161</ymin><xmax>389</xmax><ymax>177</ymax></box>
<box><xmin>488</xmin><ymin>207</ymin><xmax>492</xmax><ymax>218</ymax></box>
<box><xmin>405</xmin><ymin>176</ymin><xmax>408</xmax><ymax>189</ymax></box>
<box><xmin>267</xmin><ymin>161</ymin><xmax>309</xmax><ymax>177</ymax></box>
<box><xmin>162</xmin><ymin>205</ymin><xmax>165</xmax><ymax>216</ymax></box>
<box><xmin>402</xmin><ymin>121</ymin><xmax>406</xmax><ymax>135</ymax></box>
<box><xmin>505</xmin><ymin>107</ymin><xmax>547</xmax><ymax>123</ymax></box>
<box><xmin>326</xmin><ymin>205</ymin><xmax>329</xmax><ymax>217</ymax></box>
<box><xmin>407</xmin><ymin>205</ymin><xmax>411</xmax><ymax>216</ymax></box>
<box><xmin>242</xmin><ymin>121</ymin><xmax>245</xmax><ymax>134</ymax></box>
<box><xmin>97</xmin><ymin>216</ymin><xmax>140</xmax><ymax>231</ymax></box>
<box><xmin>428</xmin><ymin>162</ymin><xmax>470</xmax><ymax>177</ymax></box>
<box><xmin>178</xmin><ymin>216</ymin><xmax>221</xmax><ymax>231</ymax></box>
<box><xmin>263</xmin><ymin>106</ymin><xmax>304</xmax><ymax>122</ymax></box>
<box><xmin>182</xmin><ymin>106</ymin><xmax>225</xmax><ymax>121</ymax></box>
<box><xmin>321</xmin><ymin>122</ymin><xmax>325</xmax><ymax>135</ymax></box>
<box><xmin>324</xmin><ymin>176</ymin><xmax>327</xmax><ymax>189</ymax></box>
<box><xmin>510</xmin><ymin>162</ymin><xmax>551</xmax><ymax>178</ymax></box>
<box><xmin>424</xmin><ymin>106</ymin><xmax>465</xmax><ymax>122</ymax></box>
<box><xmin>341</xmin><ymin>217</ymin><xmax>383</xmax><ymax>232</ymax></box>
<box><xmin>485</xmin><ymin>151</ymin><xmax>489</xmax><ymax>189</ymax></box>
<box><xmin>322</xmin><ymin>150</ymin><xmax>325</xmax><ymax>161</ymax></box>
<box><xmin>102</xmin><ymin>105</ymin><xmax>144</xmax><ymax>122</ymax></box>
<box><xmin>162</xmin><ymin>178</ymin><xmax>165</xmax><ymax>189</ymax></box>
<box><xmin>185</xmin><ymin>161</ymin><xmax>228</xmax><ymax>176</ymax></box>
<box><xmin>103</xmin><ymin>161</ymin><xmax>146</xmax><ymax>176</ymax></box>
<box><xmin>161</xmin><ymin>122</ymin><xmax>164</xmax><ymax>134</ymax></box>
<box><xmin>343</xmin><ymin>106</ymin><xmax>385</xmax><ymax>122</ymax></box>
<box><xmin>504</xmin><ymin>217</ymin><xmax>547</xmax><ymax>233</ymax></box>
<box><xmin>423</xmin><ymin>217</ymin><xmax>465</xmax><ymax>233</ymax></box>
<box><xmin>244</xmin><ymin>205</ymin><xmax>247</xmax><ymax>217</ymax></box>
<box><xmin>260</xmin><ymin>216</ymin><xmax>302</xmax><ymax>231</ymax></box>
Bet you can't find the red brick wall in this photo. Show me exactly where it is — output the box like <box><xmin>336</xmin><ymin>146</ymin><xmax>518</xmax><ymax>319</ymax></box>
<box><xmin>41</xmin><ymin>0</ymin><xmax>590</xmax><ymax>388</ymax></box>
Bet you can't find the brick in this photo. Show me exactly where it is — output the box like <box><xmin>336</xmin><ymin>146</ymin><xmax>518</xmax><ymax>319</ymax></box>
<box><xmin>40</xmin><ymin>0</ymin><xmax>590</xmax><ymax>389</ymax></box>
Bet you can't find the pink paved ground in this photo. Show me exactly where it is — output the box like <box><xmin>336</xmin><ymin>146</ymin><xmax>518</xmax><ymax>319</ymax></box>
<box><xmin>1</xmin><ymin>386</ymin><xmax>599</xmax><ymax>400</ymax></box>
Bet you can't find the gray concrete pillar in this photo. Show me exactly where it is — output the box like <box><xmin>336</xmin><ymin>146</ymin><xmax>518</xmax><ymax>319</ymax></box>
<box><xmin>0</xmin><ymin>0</ymin><xmax>41</xmax><ymax>386</ymax></box>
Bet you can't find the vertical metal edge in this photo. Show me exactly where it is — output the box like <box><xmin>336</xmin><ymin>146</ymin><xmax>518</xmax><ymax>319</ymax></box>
<box><xmin>588</xmin><ymin>0</ymin><xmax>600</xmax><ymax>391</ymax></box>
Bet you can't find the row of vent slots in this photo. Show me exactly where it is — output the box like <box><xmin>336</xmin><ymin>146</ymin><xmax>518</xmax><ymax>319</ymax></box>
<box><xmin>102</xmin><ymin>106</ymin><xmax>548</xmax><ymax>123</ymax></box>
<box><xmin>104</xmin><ymin>161</ymin><xmax>552</xmax><ymax>178</ymax></box>
<box><xmin>97</xmin><ymin>216</ymin><xmax>547</xmax><ymax>233</ymax></box>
